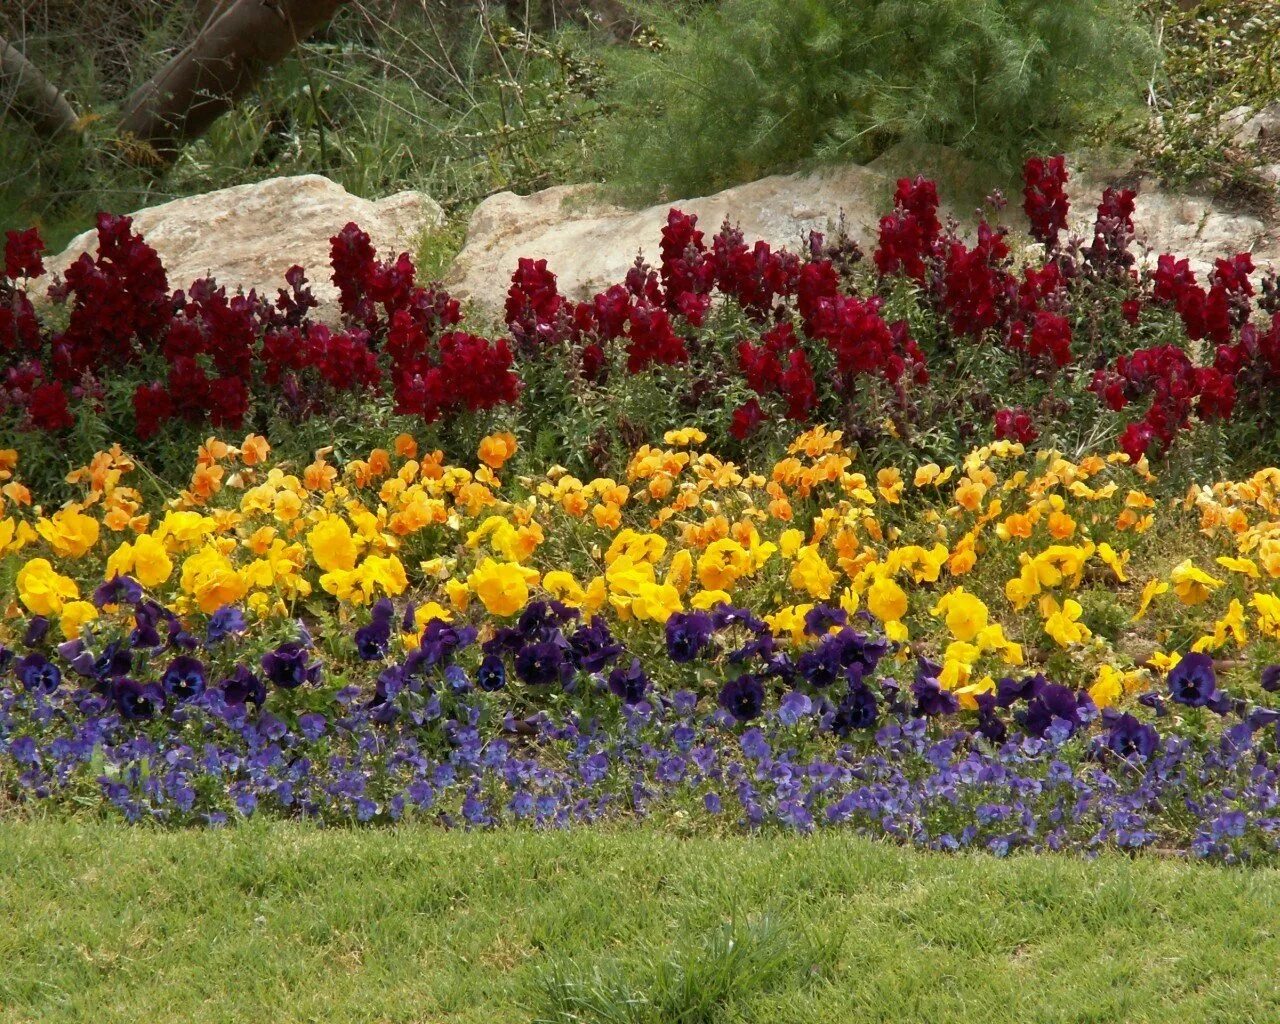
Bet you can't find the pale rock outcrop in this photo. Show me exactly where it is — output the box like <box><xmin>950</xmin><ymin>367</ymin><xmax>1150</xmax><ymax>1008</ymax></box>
<box><xmin>449</xmin><ymin>145</ymin><xmax>1279</xmax><ymax>310</ymax></box>
<box><xmin>39</xmin><ymin>175</ymin><xmax>444</xmax><ymax>316</ymax></box>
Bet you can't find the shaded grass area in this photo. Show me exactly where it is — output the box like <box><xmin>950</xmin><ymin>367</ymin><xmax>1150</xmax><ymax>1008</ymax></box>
<box><xmin>2</xmin><ymin>820</ymin><xmax>1280</xmax><ymax>1023</ymax></box>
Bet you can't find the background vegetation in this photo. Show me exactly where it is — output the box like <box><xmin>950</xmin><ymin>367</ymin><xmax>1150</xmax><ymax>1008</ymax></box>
<box><xmin>2</xmin><ymin>1</ymin><xmax>1277</xmax><ymax>250</ymax></box>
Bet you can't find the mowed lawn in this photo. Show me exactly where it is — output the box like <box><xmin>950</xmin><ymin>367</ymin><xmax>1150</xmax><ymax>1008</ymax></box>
<box><xmin>2</xmin><ymin>820</ymin><xmax>1280</xmax><ymax>1024</ymax></box>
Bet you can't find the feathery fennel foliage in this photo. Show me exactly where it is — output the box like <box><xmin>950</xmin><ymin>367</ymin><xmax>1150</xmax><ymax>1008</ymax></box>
<box><xmin>598</xmin><ymin>0</ymin><xmax>1155</xmax><ymax>201</ymax></box>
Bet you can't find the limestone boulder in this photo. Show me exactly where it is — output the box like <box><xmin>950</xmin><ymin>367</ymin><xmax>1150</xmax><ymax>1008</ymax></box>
<box><xmin>38</xmin><ymin>175</ymin><xmax>445</xmax><ymax>317</ymax></box>
<box><xmin>447</xmin><ymin>166</ymin><xmax>900</xmax><ymax>309</ymax></box>
<box><xmin>449</xmin><ymin>147</ymin><xmax>1279</xmax><ymax>312</ymax></box>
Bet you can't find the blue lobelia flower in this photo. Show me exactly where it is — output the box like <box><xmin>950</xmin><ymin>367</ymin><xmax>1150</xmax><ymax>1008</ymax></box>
<box><xmin>205</xmin><ymin>605</ymin><xmax>247</xmax><ymax>643</ymax></box>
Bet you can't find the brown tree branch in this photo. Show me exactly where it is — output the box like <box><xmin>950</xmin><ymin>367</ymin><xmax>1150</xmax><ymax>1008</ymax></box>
<box><xmin>0</xmin><ymin>32</ymin><xmax>79</xmax><ymax>137</ymax></box>
<box><xmin>118</xmin><ymin>0</ymin><xmax>348</xmax><ymax>163</ymax></box>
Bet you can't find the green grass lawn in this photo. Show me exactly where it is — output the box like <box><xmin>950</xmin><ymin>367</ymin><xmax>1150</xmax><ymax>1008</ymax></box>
<box><xmin>3</xmin><ymin>820</ymin><xmax>1280</xmax><ymax>1024</ymax></box>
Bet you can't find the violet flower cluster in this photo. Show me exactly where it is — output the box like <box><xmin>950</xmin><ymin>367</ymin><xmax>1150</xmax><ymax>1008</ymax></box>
<box><xmin>3</xmin><ymin>586</ymin><xmax>1280</xmax><ymax>863</ymax></box>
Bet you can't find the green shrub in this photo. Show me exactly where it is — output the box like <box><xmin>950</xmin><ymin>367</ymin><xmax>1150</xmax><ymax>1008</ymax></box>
<box><xmin>596</xmin><ymin>0</ymin><xmax>1155</xmax><ymax>201</ymax></box>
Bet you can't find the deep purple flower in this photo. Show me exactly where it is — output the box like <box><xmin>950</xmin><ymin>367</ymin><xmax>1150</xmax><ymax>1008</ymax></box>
<box><xmin>803</xmin><ymin>604</ymin><xmax>848</xmax><ymax>637</ymax></box>
<box><xmin>514</xmin><ymin>640</ymin><xmax>572</xmax><ymax>687</ymax></box>
<box><xmin>114</xmin><ymin>678</ymin><xmax>163</xmax><ymax>720</ymax></box>
<box><xmin>1262</xmin><ymin>665</ymin><xmax>1280</xmax><ymax>693</ymax></box>
<box><xmin>91</xmin><ymin>641</ymin><xmax>133</xmax><ymax>683</ymax></box>
<box><xmin>477</xmin><ymin>654</ymin><xmax>507</xmax><ymax>691</ymax></box>
<box><xmin>1022</xmin><ymin>683</ymin><xmax>1092</xmax><ymax>739</ymax></box>
<box><xmin>830</xmin><ymin>679</ymin><xmax>878</xmax><ymax>734</ymax></box>
<box><xmin>220</xmin><ymin>665</ymin><xmax>266</xmax><ymax>707</ymax></box>
<box><xmin>570</xmin><ymin>618</ymin><xmax>623</xmax><ymax>672</ymax></box>
<box><xmin>161</xmin><ymin>655</ymin><xmax>207</xmax><ymax>702</ymax></box>
<box><xmin>206</xmin><ymin>605</ymin><xmax>246</xmax><ymax>643</ymax></box>
<box><xmin>409</xmin><ymin>619</ymin><xmax>477</xmax><ymax>672</ymax></box>
<box><xmin>996</xmin><ymin>673</ymin><xmax>1047</xmax><ymax>708</ymax></box>
<box><xmin>1101</xmin><ymin>708</ymin><xmax>1158</xmax><ymax>760</ymax></box>
<box><xmin>797</xmin><ymin>640</ymin><xmax>843</xmax><ymax>688</ymax></box>
<box><xmin>1168</xmin><ymin>653</ymin><xmax>1219</xmax><ymax>708</ymax></box>
<box><xmin>834</xmin><ymin>630</ymin><xmax>889</xmax><ymax>675</ymax></box>
<box><xmin>711</xmin><ymin>605</ymin><xmax>767</xmax><ymax>634</ymax></box>
<box><xmin>355</xmin><ymin>618</ymin><xmax>392</xmax><ymax>661</ymax></box>
<box><xmin>974</xmin><ymin>692</ymin><xmax>1007</xmax><ymax>743</ymax></box>
<box><xmin>131</xmin><ymin>600</ymin><xmax>169</xmax><ymax>648</ymax></box>
<box><xmin>666</xmin><ymin>611</ymin><xmax>714</xmax><ymax>663</ymax></box>
<box><xmin>718</xmin><ymin>674</ymin><xmax>765</xmax><ymax>721</ymax></box>
<box><xmin>261</xmin><ymin>642</ymin><xmax>322</xmax><ymax>689</ymax></box>
<box><xmin>16</xmin><ymin>652</ymin><xmax>60</xmax><ymax>694</ymax></box>
<box><xmin>607</xmin><ymin>658</ymin><xmax>650</xmax><ymax>704</ymax></box>
<box><xmin>23</xmin><ymin>616</ymin><xmax>50</xmax><ymax>647</ymax></box>
<box><xmin>94</xmin><ymin>574</ymin><xmax>143</xmax><ymax>609</ymax></box>
<box><xmin>912</xmin><ymin>675</ymin><xmax>959</xmax><ymax>717</ymax></box>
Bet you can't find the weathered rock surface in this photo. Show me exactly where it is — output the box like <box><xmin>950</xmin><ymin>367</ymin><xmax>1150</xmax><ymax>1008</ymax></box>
<box><xmin>1224</xmin><ymin>102</ymin><xmax>1280</xmax><ymax>148</ymax></box>
<box><xmin>447</xmin><ymin>165</ymin><xmax>897</xmax><ymax>309</ymax></box>
<box><xmin>449</xmin><ymin>146</ymin><xmax>1280</xmax><ymax>311</ymax></box>
<box><xmin>39</xmin><ymin>175</ymin><xmax>444</xmax><ymax>316</ymax></box>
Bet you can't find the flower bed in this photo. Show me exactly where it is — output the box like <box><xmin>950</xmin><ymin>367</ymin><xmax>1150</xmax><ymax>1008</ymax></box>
<box><xmin>3</xmin><ymin>427</ymin><xmax>1280</xmax><ymax>859</ymax></box>
<box><xmin>4</xmin><ymin>157</ymin><xmax>1279</xmax><ymax>484</ymax></box>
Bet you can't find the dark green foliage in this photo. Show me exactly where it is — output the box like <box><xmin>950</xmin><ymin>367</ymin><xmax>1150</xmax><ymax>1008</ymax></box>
<box><xmin>596</xmin><ymin>0</ymin><xmax>1155</xmax><ymax>201</ymax></box>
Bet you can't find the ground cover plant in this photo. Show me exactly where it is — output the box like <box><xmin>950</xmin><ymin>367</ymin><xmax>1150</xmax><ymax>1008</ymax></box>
<box><xmin>4</xmin><ymin>821</ymin><xmax>1280</xmax><ymax>1024</ymax></box>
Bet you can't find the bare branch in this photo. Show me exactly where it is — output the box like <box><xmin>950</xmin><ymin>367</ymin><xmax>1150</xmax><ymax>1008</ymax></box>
<box><xmin>118</xmin><ymin>0</ymin><xmax>349</xmax><ymax>163</ymax></box>
<box><xmin>0</xmin><ymin>32</ymin><xmax>78</xmax><ymax>137</ymax></box>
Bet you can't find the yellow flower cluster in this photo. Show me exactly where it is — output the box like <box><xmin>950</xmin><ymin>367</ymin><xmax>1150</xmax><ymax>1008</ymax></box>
<box><xmin>4</xmin><ymin>427</ymin><xmax>1280</xmax><ymax>709</ymax></box>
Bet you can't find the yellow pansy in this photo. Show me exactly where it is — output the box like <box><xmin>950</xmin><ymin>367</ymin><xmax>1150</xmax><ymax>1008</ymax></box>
<box><xmin>1043</xmin><ymin>597</ymin><xmax>1091</xmax><ymax>648</ymax></box>
<box><xmin>930</xmin><ymin>587</ymin><xmax>988</xmax><ymax>643</ymax></box>
<box><xmin>790</xmin><ymin>546</ymin><xmax>836</xmax><ymax>599</ymax></box>
<box><xmin>1170</xmin><ymin>560</ymin><xmax>1223</xmax><ymax>606</ymax></box>
<box><xmin>307</xmin><ymin>516</ymin><xmax>359</xmax><ymax>573</ymax></box>
<box><xmin>16</xmin><ymin>558</ymin><xmax>80</xmax><ymax>616</ymax></box>
<box><xmin>867</xmin><ymin>574</ymin><xmax>908</xmax><ymax>625</ymax></box>
<box><xmin>1132</xmin><ymin>579</ymin><xmax>1169</xmax><ymax>622</ymax></box>
<box><xmin>36</xmin><ymin>505</ymin><xmax>100</xmax><ymax>558</ymax></box>
<box><xmin>467</xmin><ymin>558</ymin><xmax>539</xmax><ymax>617</ymax></box>
<box><xmin>179</xmin><ymin>545</ymin><xmax>248</xmax><ymax>614</ymax></box>
<box><xmin>59</xmin><ymin>600</ymin><xmax>99</xmax><ymax>639</ymax></box>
